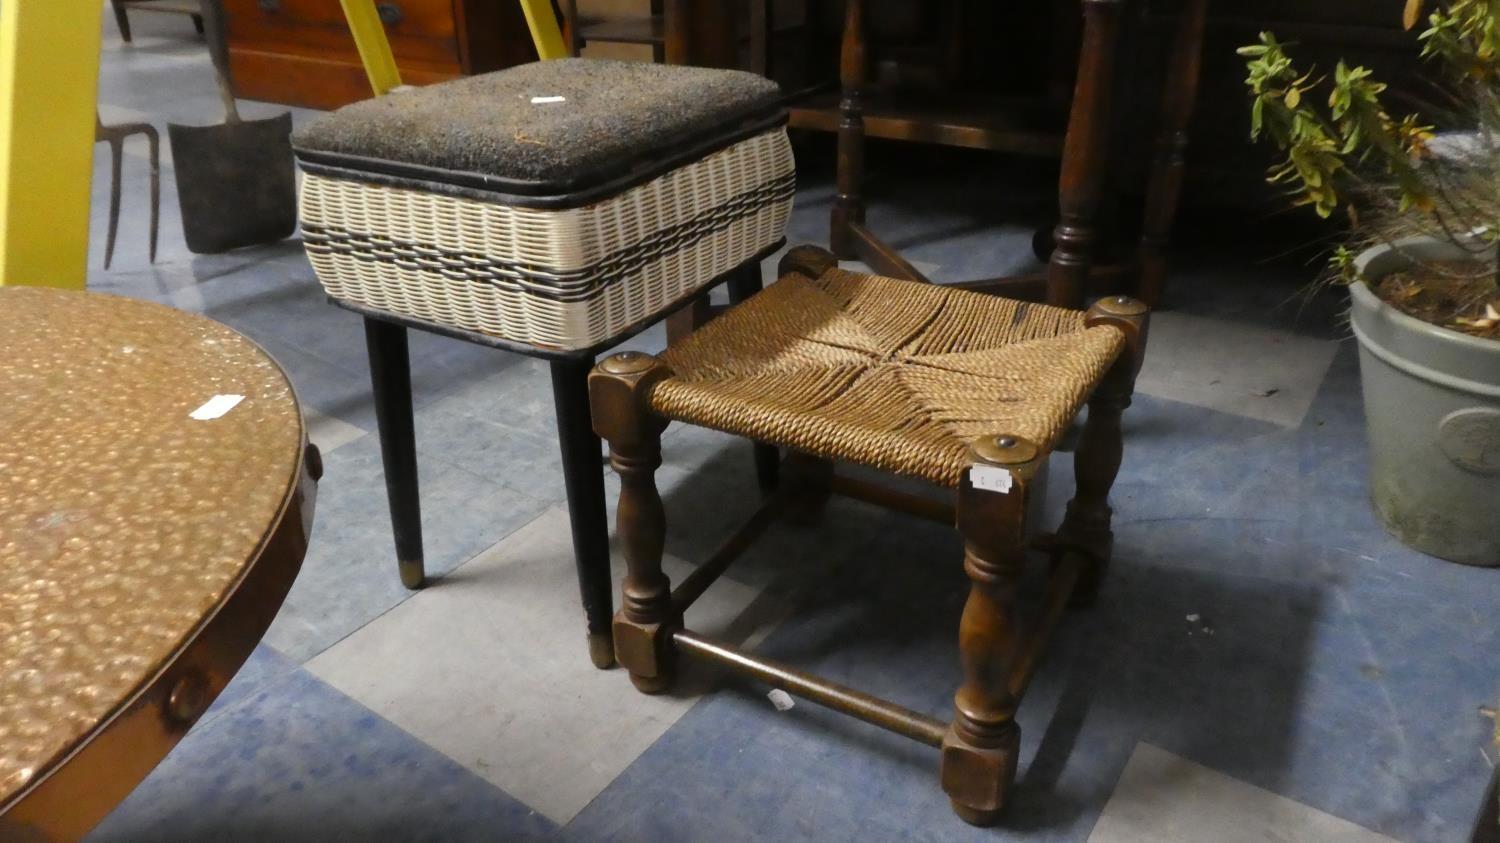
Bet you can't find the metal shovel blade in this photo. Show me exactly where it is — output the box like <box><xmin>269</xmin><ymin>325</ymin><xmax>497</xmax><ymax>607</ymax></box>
<box><xmin>167</xmin><ymin>112</ymin><xmax>296</xmax><ymax>254</ymax></box>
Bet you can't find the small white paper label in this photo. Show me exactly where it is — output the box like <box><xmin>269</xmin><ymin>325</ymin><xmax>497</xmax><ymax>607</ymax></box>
<box><xmin>190</xmin><ymin>394</ymin><xmax>244</xmax><ymax>420</ymax></box>
<box><xmin>970</xmin><ymin>464</ymin><xmax>1014</xmax><ymax>494</ymax></box>
<box><xmin>767</xmin><ymin>689</ymin><xmax>795</xmax><ymax>712</ymax></box>
<box><xmin>530</xmin><ymin>95</ymin><xmax>566</xmax><ymax>104</ymax></box>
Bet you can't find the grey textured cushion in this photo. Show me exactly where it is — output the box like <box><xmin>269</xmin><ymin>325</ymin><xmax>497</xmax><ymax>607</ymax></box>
<box><xmin>293</xmin><ymin>59</ymin><xmax>782</xmax><ymax>191</ymax></box>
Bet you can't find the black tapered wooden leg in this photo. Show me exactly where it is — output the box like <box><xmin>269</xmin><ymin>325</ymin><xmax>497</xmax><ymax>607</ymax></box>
<box><xmin>364</xmin><ymin>317</ymin><xmax>425</xmax><ymax>590</ymax></box>
<box><xmin>726</xmin><ymin>263</ymin><xmax>780</xmax><ymax>493</ymax></box>
<box><xmin>551</xmin><ymin>357</ymin><xmax>617</xmax><ymax>670</ymax></box>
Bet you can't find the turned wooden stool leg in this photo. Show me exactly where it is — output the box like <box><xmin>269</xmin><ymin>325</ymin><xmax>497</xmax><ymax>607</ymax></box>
<box><xmin>1046</xmin><ymin>0</ymin><xmax>1125</xmax><ymax>309</ymax></box>
<box><xmin>1135</xmin><ymin>0</ymin><xmax>1208</xmax><ymax>308</ymax></box>
<box><xmin>591</xmin><ymin>352</ymin><xmax>676</xmax><ymax>694</ymax></box>
<box><xmin>364</xmin><ymin>317</ymin><xmax>426</xmax><ymax>590</ymax></box>
<box><xmin>830</xmin><ymin>0</ymin><xmax>867</xmax><ymax>259</ymax></box>
<box><xmin>942</xmin><ymin>435</ymin><xmax>1044</xmax><ymax>826</ymax></box>
<box><xmin>1057</xmin><ymin>296</ymin><xmax>1149</xmax><ymax>607</ymax></box>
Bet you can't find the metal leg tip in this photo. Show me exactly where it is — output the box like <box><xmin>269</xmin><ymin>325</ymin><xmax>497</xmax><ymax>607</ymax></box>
<box><xmin>398</xmin><ymin>561</ymin><xmax>425</xmax><ymax>590</ymax></box>
<box><xmin>588</xmin><ymin>633</ymin><xmax>616</xmax><ymax>670</ymax></box>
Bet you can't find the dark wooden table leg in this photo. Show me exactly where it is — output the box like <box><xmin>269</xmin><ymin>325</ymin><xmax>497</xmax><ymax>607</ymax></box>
<box><xmin>1135</xmin><ymin>0</ymin><xmax>1208</xmax><ymax>308</ymax></box>
<box><xmin>1045</xmin><ymin>0</ymin><xmax>1125</xmax><ymax>309</ymax></box>
<box><xmin>831</xmin><ymin>0</ymin><xmax>866</xmax><ymax>259</ymax></box>
<box><xmin>551</xmin><ymin>357</ymin><xmax>618</xmax><ymax>669</ymax></box>
<box><xmin>664</xmin><ymin>0</ymin><xmax>736</xmax><ymax>67</ymax></box>
<box><xmin>364</xmin><ymin>317</ymin><xmax>425</xmax><ymax>590</ymax></box>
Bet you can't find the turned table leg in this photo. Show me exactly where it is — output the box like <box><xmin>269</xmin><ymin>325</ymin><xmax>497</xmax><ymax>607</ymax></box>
<box><xmin>831</xmin><ymin>0</ymin><xmax>867</xmax><ymax>259</ymax></box>
<box><xmin>364</xmin><ymin>317</ymin><xmax>426</xmax><ymax>590</ymax></box>
<box><xmin>591</xmin><ymin>352</ymin><xmax>677</xmax><ymax>693</ymax></box>
<box><xmin>551</xmin><ymin>357</ymin><xmax>618</xmax><ymax>669</ymax></box>
<box><xmin>942</xmin><ymin>436</ymin><xmax>1044</xmax><ymax>826</ymax></box>
<box><xmin>1057</xmin><ymin>296</ymin><xmax>1148</xmax><ymax>606</ymax></box>
<box><xmin>1136</xmin><ymin>0</ymin><xmax>1209</xmax><ymax>308</ymax></box>
<box><xmin>1046</xmin><ymin>0</ymin><xmax>1125</xmax><ymax>309</ymax></box>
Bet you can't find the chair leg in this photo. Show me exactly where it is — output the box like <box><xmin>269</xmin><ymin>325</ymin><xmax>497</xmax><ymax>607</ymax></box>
<box><xmin>550</xmin><ymin>357</ymin><xmax>617</xmax><ymax>670</ymax></box>
<box><xmin>591</xmin><ymin>352</ymin><xmax>675</xmax><ymax>694</ymax></box>
<box><xmin>1135</xmin><ymin>0</ymin><xmax>1208</xmax><ymax>308</ymax></box>
<box><xmin>830</xmin><ymin>0</ymin><xmax>866</xmax><ymax>259</ymax></box>
<box><xmin>781</xmin><ymin>450</ymin><xmax>834</xmax><ymax>526</ymax></box>
<box><xmin>1056</xmin><ymin>297</ymin><xmax>1148</xmax><ymax>607</ymax></box>
<box><xmin>364</xmin><ymin>317</ymin><xmax>426</xmax><ymax>590</ymax></box>
<box><xmin>110</xmin><ymin>0</ymin><xmax>132</xmax><ymax>43</ymax></box>
<box><xmin>942</xmin><ymin>435</ymin><xmax>1043</xmax><ymax>826</ymax></box>
<box><xmin>102</xmin><ymin>134</ymin><xmax>123</xmax><ymax>270</ymax></box>
<box><xmin>192</xmin><ymin>13</ymin><xmax>204</xmax><ymax>35</ymax></box>
<box><xmin>1045</xmin><ymin>0</ymin><xmax>1125</xmax><ymax>309</ymax></box>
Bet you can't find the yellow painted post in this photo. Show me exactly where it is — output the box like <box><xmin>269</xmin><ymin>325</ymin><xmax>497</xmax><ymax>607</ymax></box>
<box><xmin>517</xmin><ymin>0</ymin><xmax>568</xmax><ymax>61</ymax></box>
<box><xmin>0</xmin><ymin>0</ymin><xmax>103</xmax><ymax>288</ymax></box>
<box><xmin>339</xmin><ymin>0</ymin><xmax>403</xmax><ymax>96</ymax></box>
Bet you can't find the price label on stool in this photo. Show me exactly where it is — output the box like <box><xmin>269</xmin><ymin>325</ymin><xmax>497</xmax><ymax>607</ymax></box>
<box><xmin>970</xmin><ymin>464</ymin><xmax>1015</xmax><ymax>494</ymax></box>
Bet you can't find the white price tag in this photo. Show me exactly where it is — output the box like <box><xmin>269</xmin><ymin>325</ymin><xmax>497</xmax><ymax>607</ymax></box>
<box><xmin>970</xmin><ymin>464</ymin><xmax>1014</xmax><ymax>494</ymax></box>
<box><xmin>190</xmin><ymin>394</ymin><xmax>244</xmax><ymax>420</ymax></box>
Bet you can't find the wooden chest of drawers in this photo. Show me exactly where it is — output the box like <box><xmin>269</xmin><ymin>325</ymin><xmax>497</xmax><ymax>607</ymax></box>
<box><xmin>225</xmin><ymin>0</ymin><xmax>539</xmax><ymax>109</ymax></box>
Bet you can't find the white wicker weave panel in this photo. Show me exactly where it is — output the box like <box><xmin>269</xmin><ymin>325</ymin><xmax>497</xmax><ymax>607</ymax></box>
<box><xmin>299</xmin><ymin>129</ymin><xmax>794</xmax><ymax>351</ymax></box>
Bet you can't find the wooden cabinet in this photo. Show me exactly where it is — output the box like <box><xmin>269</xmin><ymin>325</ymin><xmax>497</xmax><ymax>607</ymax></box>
<box><xmin>225</xmin><ymin>0</ymin><xmax>539</xmax><ymax>109</ymax></box>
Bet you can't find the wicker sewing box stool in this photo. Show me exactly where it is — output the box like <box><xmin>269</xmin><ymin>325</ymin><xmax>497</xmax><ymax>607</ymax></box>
<box><xmin>590</xmin><ymin>245</ymin><xmax>1149</xmax><ymax>824</ymax></box>
<box><xmin>292</xmin><ymin>58</ymin><xmax>795</xmax><ymax>667</ymax></box>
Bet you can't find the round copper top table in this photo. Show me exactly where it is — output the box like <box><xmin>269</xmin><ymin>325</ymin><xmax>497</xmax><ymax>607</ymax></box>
<box><xmin>0</xmin><ymin>288</ymin><xmax>319</xmax><ymax>841</ymax></box>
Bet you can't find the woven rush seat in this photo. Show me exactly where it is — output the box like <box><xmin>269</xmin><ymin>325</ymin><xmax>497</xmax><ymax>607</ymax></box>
<box><xmin>649</xmin><ymin>264</ymin><xmax>1127</xmax><ymax>486</ymax></box>
<box><xmin>293</xmin><ymin>58</ymin><xmax>794</xmax><ymax>352</ymax></box>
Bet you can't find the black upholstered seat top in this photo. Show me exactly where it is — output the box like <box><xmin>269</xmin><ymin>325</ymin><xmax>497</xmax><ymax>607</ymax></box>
<box><xmin>293</xmin><ymin>59</ymin><xmax>784</xmax><ymax>198</ymax></box>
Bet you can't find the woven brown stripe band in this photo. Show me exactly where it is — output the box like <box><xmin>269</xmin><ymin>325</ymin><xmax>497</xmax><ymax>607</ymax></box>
<box><xmin>302</xmin><ymin>173</ymin><xmax>796</xmax><ymax>304</ymax></box>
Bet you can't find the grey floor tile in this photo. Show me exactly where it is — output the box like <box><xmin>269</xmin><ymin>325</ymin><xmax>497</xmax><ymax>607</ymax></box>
<box><xmin>1136</xmin><ymin>311</ymin><xmax>1339</xmax><ymax>429</ymax></box>
<box><xmin>306</xmin><ymin>507</ymin><xmax>785</xmax><ymax>825</ymax></box>
<box><xmin>1088</xmin><ymin>743</ymin><xmax>1397</xmax><ymax>843</ymax></box>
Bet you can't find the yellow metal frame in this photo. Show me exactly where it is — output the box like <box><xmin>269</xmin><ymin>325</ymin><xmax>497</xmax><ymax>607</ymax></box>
<box><xmin>339</xmin><ymin>0</ymin><xmax>404</xmax><ymax>95</ymax></box>
<box><xmin>0</xmin><ymin>0</ymin><xmax>103</xmax><ymax>288</ymax></box>
<box><xmin>340</xmin><ymin>0</ymin><xmax>566</xmax><ymax>96</ymax></box>
<box><xmin>517</xmin><ymin>0</ymin><xmax>569</xmax><ymax>61</ymax></box>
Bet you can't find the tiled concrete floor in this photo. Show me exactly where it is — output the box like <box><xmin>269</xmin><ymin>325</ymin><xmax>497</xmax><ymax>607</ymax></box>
<box><xmin>79</xmin><ymin>10</ymin><xmax>1498</xmax><ymax>843</ymax></box>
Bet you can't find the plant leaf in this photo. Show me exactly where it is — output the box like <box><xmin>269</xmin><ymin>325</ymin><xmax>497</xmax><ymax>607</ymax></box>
<box><xmin>1404</xmin><ymin>0</ymin><xmax>1424</xmax><ymax>31</ymax></box>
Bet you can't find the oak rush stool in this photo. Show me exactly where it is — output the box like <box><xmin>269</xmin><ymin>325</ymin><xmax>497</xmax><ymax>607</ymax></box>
<box><xmin>590</xmin><ymin>245</ymin><xmax>1148</xmax><ymax>824</ymax></box>
<box><xmin>292</xmin><ymin>58</ymin><xmax>794</xmax><ymax>667</ymax></box>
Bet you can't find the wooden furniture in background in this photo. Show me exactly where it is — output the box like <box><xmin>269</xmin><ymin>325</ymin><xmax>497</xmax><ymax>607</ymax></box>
<box><xmin>109</xmin><ymin>0</ymin><xmax>205</xmax><ymax>43</ymax></box>
<box><xmin>592</xmin><ymin>245</ymin><xmax>1149</xmax><ymax>825</ymax></box>
<box><xmin>802</xmin><ymin>0</ymin><xmax>1208</xmax><ymax>308</ymax></box>
<box><xmin>0</xmin><ymin>288</ymin><xmax>319</xmax><ymax>840</ymax></box>
<box><xmin>224</xmin><ymin>0</ymin><xmax>539</xmax><ymax>109</ymax></box>
<box><xmin>559</xmin><ymin>0</ymin><xmax>779</xmax><ymax>74</ymax></box>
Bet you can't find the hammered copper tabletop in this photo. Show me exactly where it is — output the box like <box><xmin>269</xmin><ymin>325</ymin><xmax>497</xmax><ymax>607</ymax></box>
<box><xmin>0</xmin><ymin>288</ymin><xmax>307</xmax><ymax>819</ymax></box>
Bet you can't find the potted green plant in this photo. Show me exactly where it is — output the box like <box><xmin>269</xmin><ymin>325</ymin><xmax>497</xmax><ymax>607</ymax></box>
<box><xmin>1240</xmin><ymin>0</ymin><xmax>1500</xmax><ymax>566</ymax></box>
